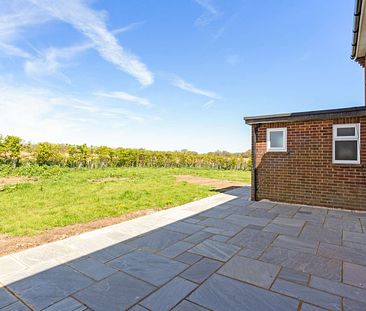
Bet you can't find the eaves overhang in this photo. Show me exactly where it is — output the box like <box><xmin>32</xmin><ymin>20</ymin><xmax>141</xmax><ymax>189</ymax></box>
<box><xmin>352</xmin><ymin>0</ymin><xmax>366</xmax><ymax>66</ymax></box>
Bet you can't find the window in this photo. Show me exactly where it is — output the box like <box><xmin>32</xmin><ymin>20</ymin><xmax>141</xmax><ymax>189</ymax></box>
<box><xmin>267</xmin><ymin>128</ymin><xmax>287</xmax><ymax>152</ymax></box>
<box><xmin>333</xmin><ymin>124</ymin><xmax>360</xmax><ymax>164</ymax></box>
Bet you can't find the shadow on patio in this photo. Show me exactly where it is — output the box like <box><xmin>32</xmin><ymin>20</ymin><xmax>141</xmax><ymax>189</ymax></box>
<box><xmin>1</xmin><ymin>185</ymin><xmax>366</xmax><ymax>311</ymax></box>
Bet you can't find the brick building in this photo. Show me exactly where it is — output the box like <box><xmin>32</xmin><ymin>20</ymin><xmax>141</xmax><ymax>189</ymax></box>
<box><xmin>244</xmin><ymin>1</ymin><xmax>366</xmax><ymax>210</ymax></box>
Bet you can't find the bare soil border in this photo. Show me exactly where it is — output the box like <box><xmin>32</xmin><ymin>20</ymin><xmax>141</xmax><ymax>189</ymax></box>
<box><xmin>0</xmin><ymin>209</ymin><xmax>154</xmax><ymax>256</ymax></box>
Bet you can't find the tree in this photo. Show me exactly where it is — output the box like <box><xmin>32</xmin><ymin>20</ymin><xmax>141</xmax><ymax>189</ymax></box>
<box><xmin>0</xmin><ymin>135</ymin><xmax>21</xmax><ymax>166</ymax></box>
<box><xmin>35</xmin><ymin>143</ymin><xmax>63</xmax><ymax>166</ymax></box>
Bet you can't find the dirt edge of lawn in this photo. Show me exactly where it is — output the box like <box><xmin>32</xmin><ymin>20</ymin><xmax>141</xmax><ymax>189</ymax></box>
<box><xmin>0</xmin><ymin>175</ymin><xmax>248</xmax><ymax>256</ymax></box>
<box><xmin>0</xmin><ymin>209</ymin><xmax>156</xmax><ymax>256</ymax></box>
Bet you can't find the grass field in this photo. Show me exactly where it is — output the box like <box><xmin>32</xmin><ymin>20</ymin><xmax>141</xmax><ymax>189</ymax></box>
<box><xmin>0</xmin><ymin>166</ymin><xmax>250</xmax><ymax>236</ymax></box>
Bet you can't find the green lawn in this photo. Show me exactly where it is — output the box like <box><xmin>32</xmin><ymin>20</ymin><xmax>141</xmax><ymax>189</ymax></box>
<box><xmin>0</xmin><ymin>166</ymin><xmax>250</xmax><ymax>236</ymax></box>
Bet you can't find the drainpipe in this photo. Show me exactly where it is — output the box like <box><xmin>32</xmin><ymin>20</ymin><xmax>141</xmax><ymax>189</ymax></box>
<box><xmin>252</xmin><ymin>125</ymin><xmax>258</xmax><ymax>201</ymax></box>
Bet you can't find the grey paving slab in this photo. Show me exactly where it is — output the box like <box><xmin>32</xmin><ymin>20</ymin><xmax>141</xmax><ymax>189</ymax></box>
<box><xmin>202</xmin><ymin>226</ymin><xmax>234</xmax><ymax>237</ymax></box>
<box><xmin>343</xmin><ymin>298</ymin><xmax>366</xmax><ymax>311</ymax></box>
<box><xmin>225</xmin><ymin>214</ymin><xmax>271</xmax><ymax>227</ymax></box>
<box><xmin>299</xmin><ymin>206</ymin><xmax>327</xmax><ymax>215</ymax></box>
<box><xmin>69</xmin><ymin>257</ymin><xmax>117</xmax><ymax>281</ymax></box>
<box><xmin>361</xmin><ymin>218</ymin><xmax>366</xmax><ymax>232</ymax></box>
<box><xmin>310</xmin><ymin>275</ymin><xmax>366</xmax><ymax>304</ymax></box>
<box><xmin>270</xmin><ymin>204</ymin><xmax>299</xmax><ymax>216</ymax></box>
<box><xmin>188</xmin><ymin>240</ymin><xmax>240</xmax><ymax>262</ymax></box>
<box><xmin>7</xmin><ymin>265</ymin><xmax>93</xmax><ymax>310</ymax></box>
<box><xmin>318</xmin><ymin>242</ymin><xmax>366</xmax><ymax>266</ymax></box>
<box><xmin>89</xmin><ymin>242</ymin><xmax>135</xmax><ymax>263</ymax></box>
<box><xmin>174</xmin><ymin>252</ymin><xmax>202</xmax><ymax>265</ymax></box>
<box><xmin>172</xmin><ymin>300</ymin><xmax>208</xmax><ymax>311</ymax></box>
<box><xmin>129</xmin><ymin>305</ymin><xmax>149</xmax><ymax>311</ymax></box>
<box><xmin>278</xmin><ymin>267</ymin><xmax>309</xmax><ymax>286</ymax></box>
<box><xmin>248</xmin><ymin>201</ymin><xmax>276</xmax><ymax>209</ymax></box>
<box><xmin>0</xmin><ymin>287</ymin><xmax>17</xmax><ymax>309</ymax></box>
<box><xmin>159</xmin><ymin>241</ymin><xmax>194</xmax><ymax>258</ymax></box>
<box><xmin>183</xmin><ymin>217</ymin><xmax>202</xmax><ymax>224</ymax></box>
<box><xmin>294</xmin><ymin>213</ymin><xmax>325</xmax><ymax>224</ymax></box>
<box><xmin>324</xmin><ymin>217</ymin><xmax>362</xmax><ymax>233</ymax></box>
<box><xmin>238</xmin><ymin>247</ymin><xmax>263</xmax><ymax>259</ymax></box>
<box><xmin>0</xmin><ymin>257</ymin><xmax>25</xmax><ymax>278</ymax></box>
<box><xmin>43</xmin><ymin>297</ymin><xmax>87</xmax><ymax>311</ymax></box>
<box><xmin>180</xmin><ymin>258</ymin><xmax>222</xmax><ymax>284</ymax></box>
<box><xmin>184</xmin><ymin>232</ymin><xmax>212</xmax><ymax>244</ymax></box>
<box><xmin>245</xmin><ymin>224</ymin><xmax>265</xmax><ymax>230</ymax></box>
<box><xmin>300</xmin><ymin>303</ymin><xmax>327</xmax><ymax>310</ymax></box>
<box><xmin>300</xmin><ymin>223</ymin><xmax>342</xmax><ymax>245</ymax></box>
<box><xmin>209</xmin><ymin>235</ymin><xmax>229</xmax><ymax>242</ymax></box>
<box><xmin>264</xmin><ymin>223</ymin><xmax>302</xmax><ymax>237</ymax></box>
<box><xmin>12</xmin><ymin>243</ymin><xmax>77</xmax><ymax>267</ymax></box>
<box><xmin>247</xmin><ymin>208</ymin><xmax>278</xmax><ymax>219</ymax></box>
<box><xmin>189</xmin><ymin>274</ymin><xmax>298</xmax><ymax>311</ymax></box>
<box><xmin>0</xmin><ymin>301</ymin><xmax>30</xmax><ymax>311</ymax></box>
<box><xmin>108</xmin><ymin>250</ymin><xmax>187</xmax><ymax>286</ymax></box>
<box><xmin>343</xmin><ymin>262</ymin><xmax>366</xmax><ymax>289</ymax></box>
<box><xmin>218</xmin><ymin>255</ymin><xmax>280</xmax><ymax>289</ymax></box>
<box><xmin>199</xmin><ymin>218</ymin><xmax>244</xmax><ymax>236</ymax></box>
<box><xmin>140</xmin><ymin>277</ymin><xmax>197</xmax><ymax>311</ymax></box>
<box><xmin>327</xmin><ymin>209</ymin><xmax>361</xmax><ymax>219</ymax></box>
<box><xmin>125</xmin><ymin>228</ymin><xmax>187</xmax><ymax>251</ymax></box>
<box><xmin>228</xmin><ymin>228</ymin><xmax>277</xmax><ymax>251</ymax></box>
<box><xmin>272</xmin><ymin>278</ymin><xmax>341</xmax><ymax>311</ymax></box>
<box><xmin>74</xmin><ymin>272</ymin><xmax>155</xmax><ymax>311</ymax></box>
<box><xmin>343</xmin><ymin>241</ymin><xmax>366</xmax><ymax>251</ymax></box>
<box><xmin>260</xmin><ymin>247</ymin><xmax>341</xmax><ymax>281</ymax></box>
<box><xmin>273</xmin><ymin>235</ymin><xmax>318</xmax><ymax>254</ymax></box>
<box><xmin>199</xmin><ymin>209</ymin><xmax>233</xmax><ymax>219</ymax></box>
<box><xmin>271</xmin><ymin>217</ymin><xmax>305</xmax><ymax>227</ymax></box>
<box><xmin>225</xmin><ymin>205</ymin><xmax>253</xmax><ymax>216</ymax></box>
<box><xmin>165</xmin><ymin>222</ymin><xmax>204</xmax><ymax>235</ymax></box>
<box><xmin>343</xmin><ymin>231</ymin><xmax>366</xmax><ymax>245</ymax></box>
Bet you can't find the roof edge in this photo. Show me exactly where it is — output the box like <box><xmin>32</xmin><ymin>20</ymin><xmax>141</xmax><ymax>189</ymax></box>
<box><xmin>352</xmin><ymin>0</ymin><xmax>363</xmax><ymax>60</ymax></box>
<box><xmin>244</xmin><ymin>106</ymin><xmax>366</xmax><ymax>125</ymax></box>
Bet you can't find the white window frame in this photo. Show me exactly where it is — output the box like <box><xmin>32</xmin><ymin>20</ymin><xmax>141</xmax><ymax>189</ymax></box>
<box><xmin>332</xmin><ymin>123</ymin><xmax>360</xmax><ymax>165</ymax></box>
<box><xmin>267</xmin><ymin>128</ymin><xmax>287</xmax><ymax>152</ymax></box>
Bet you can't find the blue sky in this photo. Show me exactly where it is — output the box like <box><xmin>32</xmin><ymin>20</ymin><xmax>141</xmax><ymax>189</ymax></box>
<box><xmin>0</xmin><ymin>0</ymin><xmax>363</xmax><ymax>152</ymax></box>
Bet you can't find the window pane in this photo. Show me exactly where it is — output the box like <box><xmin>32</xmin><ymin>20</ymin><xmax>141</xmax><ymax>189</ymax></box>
<box><xmin>270</xmin><ymin>131</ymin><xmax>284</xmax><ymax>148</ymax></box>
<box><xmin>335</xmin><ymin>141</ymin><xmax>358</xmax><ymax>161</ymax></box>
<box><xmin>337</xmin><ymin>127</ymin><xmax>355</xmax><ymax>137</ymax></box>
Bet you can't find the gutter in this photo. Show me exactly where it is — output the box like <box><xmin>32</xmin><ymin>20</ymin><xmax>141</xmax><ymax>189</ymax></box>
<box><xmin>352</xmin><ymin>0</ymin><xmax>363</xmax><ymax>59</ymax></box>
<box><xmin>252</xmin><ymin>125</ymin><xmax>258</xmax><ymax>201</ymax></box>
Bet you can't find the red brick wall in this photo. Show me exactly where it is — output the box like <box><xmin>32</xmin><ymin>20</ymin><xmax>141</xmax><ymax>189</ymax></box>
<box><xmin>252</xmin><ymin>116</ymin><xmax>366</xmax><ymax>210</ymax></box>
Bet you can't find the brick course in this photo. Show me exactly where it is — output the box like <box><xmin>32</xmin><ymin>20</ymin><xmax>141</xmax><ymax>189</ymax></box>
<box><xmin>251</xmin><ymin>116</ymin><xmax>366</xmax><ymax>210</ymax></box>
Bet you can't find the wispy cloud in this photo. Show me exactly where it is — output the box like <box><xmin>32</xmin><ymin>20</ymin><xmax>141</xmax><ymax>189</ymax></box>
<box><xmin>0</xmin><ymin>1</ymin><xmax>49</xmax><ymax>59</ymax></box>
<box><xmin>0</xmin><ymin>1</ymin><xmax>153</xmax><ymax>86</ymax></box>
<box><xmin>24</xmin><ymin>21</ymin><xmax>143</xmax><ymax>79</ymax></box>
<box><xmin>193</xmin><ymin>0</ymin><xmax>220</xmax><ymax>27</ymax></box>
<box><xmin>0</xmin><ymin>42</ymin><xmax>32</xmax><ymax>59</ymax></box>
<box><xmin>171</xmin><ymin>76</ymin><xmax>220</xmax><ymax>99</ymax></box>
<box><xmin>203</xmin><ymin>99</ymin><xmax>215</xmax><ymax>110</ymax></box>
<box><xmin>30</xmin><ymin>0</ymin><xmax>153</xmax><ymax>86</ymax></box>
<box><xmin>24</xmin><ymin>43</ymin><xmax>89</xmax><ymax>78</ymax></box>
<box><xmin>94</xmin><ymin>91</ymin><xmax>152</xmax><ymax>107</ymax></box>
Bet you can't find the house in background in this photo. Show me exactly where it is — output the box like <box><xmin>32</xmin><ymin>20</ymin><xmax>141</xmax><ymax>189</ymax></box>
<box><xmin>244</xmin><ymin>0</ymin><xmax>366</xmax><ymax>210</ymax></box>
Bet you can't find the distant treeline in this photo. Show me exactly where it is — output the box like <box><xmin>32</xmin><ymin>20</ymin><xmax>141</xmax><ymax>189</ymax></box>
<box><xmin>0</xmin><ymin>135</ymin><xmax>251</xmax><ymax>170</ymax></box>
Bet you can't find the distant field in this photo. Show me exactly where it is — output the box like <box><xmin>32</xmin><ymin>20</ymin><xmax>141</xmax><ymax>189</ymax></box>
<box><xmin>0</xmin><ymin>166</ymin><xmax>250</xmax><ymax>236</ymax></box>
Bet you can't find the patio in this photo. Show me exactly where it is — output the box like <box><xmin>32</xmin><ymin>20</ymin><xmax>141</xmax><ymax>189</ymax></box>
<box><xmin>1</xmin><ymin>187</ymin><xmax>366</xmax><ymax>311</ymax></box>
